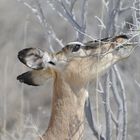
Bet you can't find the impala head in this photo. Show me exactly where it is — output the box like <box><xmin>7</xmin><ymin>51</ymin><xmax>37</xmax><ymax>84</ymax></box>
<box><xmin>17</xmin><ymin>35</ymin><xmax>136</xmax><ymax>86</ymax></box>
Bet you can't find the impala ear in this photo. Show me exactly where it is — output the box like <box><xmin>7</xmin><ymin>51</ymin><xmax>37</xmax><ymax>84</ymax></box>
<box><xmin>18</xmin><ymin>48</ymin><xmax>53</xmax><ymax>69</ymax></box>
<box><xmin>17</xmin><ymin>69</ymin><xmax>53</xmax><ymax>86</ymax></box>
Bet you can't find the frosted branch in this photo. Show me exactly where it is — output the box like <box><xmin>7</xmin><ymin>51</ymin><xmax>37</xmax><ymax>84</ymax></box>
<box><xmin>20</xmin><ymin>0</ymin><xmax>64</xmax><ymax>51</ymax></box>
<box><xmin>57</xmin><ymin>0</ymin><xmax>81</xmax><ymax>31</ymax></box>
<box><xmin>48</xmin><ymin>0</ymin><xmax>88</xmax><ymax>41</ymax></box>
<box><xmin>103</xmin><ymin>73</ymin><xmax>112</xmax><ymax>140</ymax></box>
<box><xmin>135</xmin><ymin>80</ymin><xmax>140</xmax><ymax>88</ymax></box>
<box><xmin>113</xmin><ymin>65</ymin><xmax>127</xmax><ymax>140</ymax></box>
<box><xmin>110</xmin><ymin>68</ymin><xmax>123</xmax><ymax>139</ymax></box>
<box><xmin>85</xmin><ymin>98</ymin><xmax>105</xmax><ymax>140</ymax></box>
<box><xmin>95</xmin><ymin>16</ymin><xmax>106</xmax><ymax>29</ymax></box>
<box><xmin>78</xmin><ymin>0</ymin><xmax>88</xmax><ymax>41</ymax></box>
<box><xmin>105</xmin><ymin>0</ymin><xmax>122</xmax><ymax>36</ymax></box>
<box><xmin>70</xmin><ymin>0</ymin><xmax>78</xmax><ymax>13</ymax></box>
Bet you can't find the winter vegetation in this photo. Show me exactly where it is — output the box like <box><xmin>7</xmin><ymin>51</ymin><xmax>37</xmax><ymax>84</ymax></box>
<box><xmin>0</xmin><ymin>0</ymin><xmax>140</xmax><ymax>140</ymax></box>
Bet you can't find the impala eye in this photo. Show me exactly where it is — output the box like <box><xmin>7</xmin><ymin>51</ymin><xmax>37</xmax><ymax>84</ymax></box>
<box><xmin>72</xmin><ymin>44</ymin><xmax>81</xmax><ymax>52</ymax></box>
<box><xmin>116</xmin><ymin>45</ymin><xmax>124</xmax><ymax>50</ymax></box>
<box><xmin>119</xmin><ymin>45</ymin><xmax>123</xmax><ymax>48</ymax></box>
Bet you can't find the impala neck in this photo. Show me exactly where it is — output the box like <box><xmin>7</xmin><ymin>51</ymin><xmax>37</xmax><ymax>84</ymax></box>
<box><xmin>42</xmin><ymin>72</ymin><xmax>88</xmax><ymax>140</ymax></box>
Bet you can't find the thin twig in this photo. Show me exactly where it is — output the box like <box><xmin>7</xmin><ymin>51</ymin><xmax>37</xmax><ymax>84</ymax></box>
<box><xmin>110</xmin><ymin>109</ymin><xmax>118</xmax><ymax>126</ymax></box>
<box><xmin>70</xmin><ymin>0</ymin><xmax>78</xmax><ymax>13</ymax></box>
<box><xmin>58</xmin><ymin>0</ymin><xmax>81</xmax><ymax>30</ymax></box>
<box><xmin>78</xmin><ymin>0</ymin><xmax>88</xmax><ymax>41</ymax></box>
<box><xmin>36</xmin><ymin>1</ymin><xmax>64</xmax><ymax>49</ymax></box>
<box><xmin>135</xmin><ymin>80</ymin><xmax>140</xmax><ymax>88</ymax></box>
<box><xmin>21</xmin><ymin>1</ymin><xmax>64</xmax><ymax>50</ymax></box>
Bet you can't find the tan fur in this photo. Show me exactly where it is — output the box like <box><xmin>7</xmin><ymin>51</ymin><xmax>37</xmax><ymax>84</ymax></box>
<box><xmin>17</xmin><ymin>35</ymin><xmax>136</xmax><ymax>140</ymax></box>
<box><xmin>40</xmin><ymin>55</ymin><xmax>123</xmax><ymax>140</ymax></box>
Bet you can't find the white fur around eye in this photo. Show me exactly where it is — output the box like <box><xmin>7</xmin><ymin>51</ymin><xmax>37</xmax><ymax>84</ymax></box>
<box><xmin>67</xmin><ymin>42</ymin><xmax>84</xmax><ymax>46</ymax></box>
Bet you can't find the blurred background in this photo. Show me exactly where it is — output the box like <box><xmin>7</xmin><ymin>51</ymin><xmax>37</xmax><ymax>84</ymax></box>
<box><xmin>0</xmin><ymin>0</ymin><xmax>140</xmax><ymax>139</ymax></box>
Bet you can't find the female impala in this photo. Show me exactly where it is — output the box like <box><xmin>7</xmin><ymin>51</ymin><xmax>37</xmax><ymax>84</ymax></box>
<box><xmin>17</xmin><ymin>35</ymin><xmax>136</xmax><ymax>140</ymax></box>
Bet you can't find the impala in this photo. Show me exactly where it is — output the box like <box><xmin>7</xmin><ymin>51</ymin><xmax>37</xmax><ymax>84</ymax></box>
<box><xmin>17</xmin><ymin>35</ymin><xmax>136</xmax><ymax>140</ymax></box>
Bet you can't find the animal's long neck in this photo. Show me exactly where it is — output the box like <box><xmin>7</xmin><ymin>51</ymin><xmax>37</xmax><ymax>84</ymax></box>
<box><xmin>42</xmin><ymin>73</ymin><xmax>87</xmax><ymax>140</ymax></box>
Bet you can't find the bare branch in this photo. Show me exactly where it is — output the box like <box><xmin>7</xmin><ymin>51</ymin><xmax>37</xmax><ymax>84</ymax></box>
<box><xmin>103</xmin><ymin>73</ymin><xmax>112</xmax><ymax>140</ymax></box>
<box><xmin>119</xmin><ymin>7</ymin><xmax>132</xmax><ymax>14</ymax></box>
<box><xmin>57</xmin><ymin>0</ymin><xmax>81</xmax><ymax>31</ymax></box>
<box><xmin>35</xmin><ymin>1</ymin><xmax>64</xmax><ymax>49</ymax></box>
<box><xmin>105</xmin><ymin>0</ymin><xmax>123</xmax><ymax>36</ymax></box>
<box><xmin>110</xmin><ymin>68</ymin><xmax>123</xmax><ymax>139</ymax></box>
<box><xmin>78</xmin><ymin>0</ymin><xmax>88</xmax><ymax>41</ymax></box>
<box><xmin>132</xmin><ymin>0</ymin><xmax>140</xmax><ymax>43</ymax></box>
<box><xmin>48</xmin><ymin>0</ymin><xmax>88</xmax><ymax>41</ymax></box>
<box><xmin>95</xmin><ymin>16</ymin><xmax>106</xmax><ymax>29</ymax></box>
<box><xmin>70</xmin><ymin>0</ymin><xmax>78</xmax><ymax>13</ymax></box>
<box><xmin>99</xmin><ymin>80</ymin><xmax>118</xmax><ymax>138</ymax></box>
<box><xmin>110</xmin><ymin>109</ymin><xmax>118</xmax><ymax>127</ymax></box>
<box><xmin>85</xmin><ymin>98</ymin><xmax>106</xmax><ymax>140</ymax></box>
<box><xmin>20</xmin><ymin>0</ymin><xmax>64</xmax><ymax>51</ymax></box>
<box><xmin>23</xmin><ymin>2</ymin><xmax>43</xmax><ymax>23</ymax></box>
<box><xmin>113</xmin><ymin>65</ymin><xmax>127</xmax><ymax>140</ymax></box>
<box><xmin>102</xmin><ymin>0</ymin><xmax>131</xmax><ymax>138</ymax></box>
<box><xmin>135</xmin><ymin>80</ymin><xmax>140</xmax><ymax>88</ymax></box>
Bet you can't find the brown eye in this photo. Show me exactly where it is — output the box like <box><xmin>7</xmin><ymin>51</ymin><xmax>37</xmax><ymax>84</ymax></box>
<box><xmin>72</xmin><ymin>44</ymin><xmax>81</xmax><ymax>52</ymax></box>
